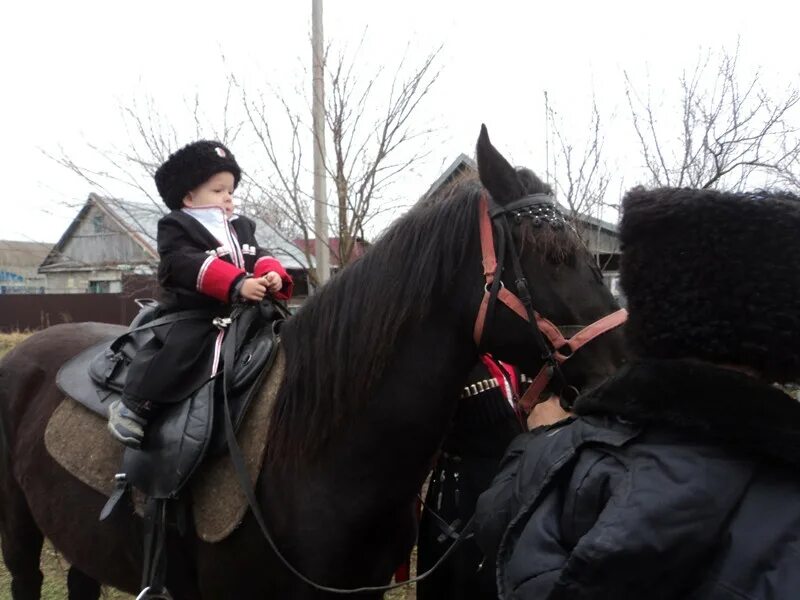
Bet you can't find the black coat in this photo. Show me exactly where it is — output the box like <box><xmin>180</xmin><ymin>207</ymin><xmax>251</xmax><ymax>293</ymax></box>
<box><xmin>475</xmin><ymin>359</ymin><xmax>800</xmax><ymax>600</ymax></box>
<box><xmin>157</xmin><ymin>210</ymin><xmax>292</xmax><ymax>311</ymax></box>
<box><xmin>122</xmin><ymin>210</ymin><xmax>292</xmax><ymax>411</ymax></box>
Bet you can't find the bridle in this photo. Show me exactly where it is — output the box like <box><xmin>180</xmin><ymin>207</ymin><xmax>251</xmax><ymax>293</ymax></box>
<box><xmin>472</xmin><ymin>192</ymin><xmax>627</xmax><ymax>412</ymax></box>
<box><xmin>211</xmin><ymin>191</ymin><xmax>627</xmax><ymax>597</ymax></box>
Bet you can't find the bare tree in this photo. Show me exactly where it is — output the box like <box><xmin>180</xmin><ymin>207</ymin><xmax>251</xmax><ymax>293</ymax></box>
<box><xmin>547</xmin><ymin>94</ymin><xmax>611</xmax><ymax>223</ymax></box>
<box><xmin>776</xmin><ymin>134</ymin><xmax>800</xmax><ymax>191</ymax></box>
<box><xmin>48</xmin><ymin>85</ymin><xmax>246</xmax><ymax>213</ymax></box>
<box><xmin>236</xmin><ymin>44</ymin><xmax>440</xmax><ymax>285</ymax></box>
<box><xmin>51</xmin><ymin>44</ymin><xmax>440</xmax><ymax>289</ymax></box>
<box><xmin>545</xmin><ymin>93</ymin><xmax>619</xmax><ymax>273</ymax></box>
<box><xmin>624</xmin><ymin>43</ymin><xmax>800</xmax><ymax>190</ymax></box>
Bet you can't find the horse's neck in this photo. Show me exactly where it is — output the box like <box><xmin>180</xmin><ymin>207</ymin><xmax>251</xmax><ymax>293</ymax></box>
<box><xmin>301</xmin><ymin>314</ymin><xmax>475</xmax><ymax>513</ymax></box>
<box><xmin>354</xmin><ymin>318</ymin><xmax>474</xmax><ymax>470</ymax></box>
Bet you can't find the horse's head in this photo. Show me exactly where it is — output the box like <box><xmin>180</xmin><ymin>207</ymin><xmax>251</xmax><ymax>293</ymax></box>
<box><xmin>461</xmin><ymin>125</ymin><xmax>627</xmax><ymax>404</ymax></box>
<box><xmin>269</xmin><ymin>127</ymin><xmax>627</xmax><ymax>466</ymax></box>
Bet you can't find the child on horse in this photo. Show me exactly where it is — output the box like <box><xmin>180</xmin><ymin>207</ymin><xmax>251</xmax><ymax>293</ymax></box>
<box><xmin>107</xmin><ymin>140</ymin><xmax>293</xmax><ymax>449</ymax></box>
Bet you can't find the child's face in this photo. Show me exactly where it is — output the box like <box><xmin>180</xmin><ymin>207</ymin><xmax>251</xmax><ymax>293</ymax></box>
<box><xmin>183</xmin><ymin>172</ymin><xmax>236</xmax><ymax>217</ymax></box>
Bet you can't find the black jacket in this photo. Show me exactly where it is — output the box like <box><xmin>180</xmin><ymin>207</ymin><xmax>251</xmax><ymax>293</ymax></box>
<box><xmin>157</xmin><ymin>209</ymin><xmax>292</xmax><ymax>311</ymax></box>
<box><xmin>475</xmin><ymin>359</ymin><xmax>800</xmax><ymax>599</ymax></box>
<box><xmin>122</xmin><ymin>209</ymin><xmax>292</xmax><ymax>408</ymax></box>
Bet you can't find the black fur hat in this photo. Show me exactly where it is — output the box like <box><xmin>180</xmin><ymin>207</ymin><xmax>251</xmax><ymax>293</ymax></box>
<box><xmin>154</xmin><ymin>140</ymin><xmax>241</xmax><ymax>210</ymax></box>
<box><xmin>620</xmin><ymin>187</ymin><xmax>800</xmax><ymax>382</ymax></box>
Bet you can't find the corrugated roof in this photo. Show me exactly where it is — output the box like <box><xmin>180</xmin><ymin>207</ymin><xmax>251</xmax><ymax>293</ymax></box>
<box><xmin>99</xmin><ymin>195</ymin><xmax>164</xmax><ymax>251</ymax></box>
<box><xmin>0</xmin><ymin>240</ymin><xmax>53</xmax><ymax>268</ymax></box>
<box><xmin>423</xmin><ymin>154</ymin><xmax>476</xmax><ymax>199</ymax></box>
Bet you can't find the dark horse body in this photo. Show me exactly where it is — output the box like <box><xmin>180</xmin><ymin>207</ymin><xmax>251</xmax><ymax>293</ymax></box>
<box><xmin>0</xmin><ymin>128</ymin><xmax>626</xmax><ymax>599</ymax></box>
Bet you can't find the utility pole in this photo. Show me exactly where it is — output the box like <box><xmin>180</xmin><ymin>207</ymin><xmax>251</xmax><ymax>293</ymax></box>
<box><xmin>312</xmin><ymin>0</ymin><xmax>330</xmax><ymax>286</ymax></box>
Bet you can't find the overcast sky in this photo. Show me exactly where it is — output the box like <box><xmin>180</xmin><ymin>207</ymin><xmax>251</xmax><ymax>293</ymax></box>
<box><xmin>2</xmin><ymin>0</ymin><xmax>798</xmax><ymax>243</ymax></box>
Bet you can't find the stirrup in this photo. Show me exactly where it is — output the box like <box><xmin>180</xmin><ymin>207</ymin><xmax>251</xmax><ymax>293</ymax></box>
<box><xmin>136</xmin><ymin>586</ymin><xmax>173</xmax><ymax>600</ymax></box>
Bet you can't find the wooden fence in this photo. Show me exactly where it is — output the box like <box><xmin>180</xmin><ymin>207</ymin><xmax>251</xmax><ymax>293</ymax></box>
<box><xmin>0</xmin><ymin>293</ymin><xmax>150</xmax><ymax>332</ymax></box>
<box><xmin>0</xmin><ymin>269</ymin><xmax>311</xmax><ymax>332</ymax></box>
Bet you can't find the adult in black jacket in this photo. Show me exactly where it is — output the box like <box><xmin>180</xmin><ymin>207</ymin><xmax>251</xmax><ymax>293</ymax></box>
<box><xmin>475</xmin><ymin>187</ymin><xmax>800</xmax><ymax>599</ymax></box>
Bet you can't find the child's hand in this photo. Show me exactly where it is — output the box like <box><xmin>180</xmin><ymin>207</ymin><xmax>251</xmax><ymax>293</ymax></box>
<box><xmin>264</xmin><ymin>271</ymin><xmax>283</xmax><ymax>294</ymax></box>
<box><xmin>240</xmin><ymin>277</ymin><xmax>269</xmax><ymax>302</ymax></box>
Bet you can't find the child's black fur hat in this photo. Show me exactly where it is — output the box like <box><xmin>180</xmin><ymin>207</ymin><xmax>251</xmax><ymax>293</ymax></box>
<box><xmin>154</xmin><ymin>140</ymin><xmax>241</xmax><ymax>210</ymax></box>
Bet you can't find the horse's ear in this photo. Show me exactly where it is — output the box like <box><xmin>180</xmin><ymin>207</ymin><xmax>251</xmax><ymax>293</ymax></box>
<box><xmin>476</xmin><ymin>124</ymin><xmax>523</xmax><ymax>204</ymax></box>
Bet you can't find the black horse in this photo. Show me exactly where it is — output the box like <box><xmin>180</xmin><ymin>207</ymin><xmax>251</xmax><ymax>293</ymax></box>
<box><xmin>0</xmin><ymin>126</ymin><xmax>626</xmax><ymax>599</ymax></box>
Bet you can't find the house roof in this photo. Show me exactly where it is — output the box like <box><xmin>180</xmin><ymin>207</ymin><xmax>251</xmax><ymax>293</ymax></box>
<box><xmin>423</xmin><ymin>155</ymin><xmax>618</xmax><ymax>234</ymax></box>
<box><xmin>41</xmin><ymin>193</ymin><xmax>309</xmax><ymax>272</ymax></box>
<box><xmin>570</xmin><ymin>209</ymin><xmax>618</xmax><ymax>234</ymax></box>
<box><xmin>0</xmin><ymin>240</ymin><xmax>53</xmax><ymax>268</ymax></box>
<box><xmin>423</xmin><ymin>153</ymin><xmax>476</xmax><ymax>199</ymax></box>
<box><xmin>39</xmin><ymin>194</ymin><xmax>160</xmax><ymax>272</ymax></box>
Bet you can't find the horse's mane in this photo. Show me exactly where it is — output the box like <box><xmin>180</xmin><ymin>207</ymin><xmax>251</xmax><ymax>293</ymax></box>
<box><xmin>267</xmin><ymin>168</ymin><xmax>570</xmax><ymax>464</ymax></box>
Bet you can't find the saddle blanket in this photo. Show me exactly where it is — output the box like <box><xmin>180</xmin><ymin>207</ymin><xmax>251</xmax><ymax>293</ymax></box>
<box><xmin>44</xmin><ymin>349</ymin><xmax>285</xmax><ymax>543</ymax></box>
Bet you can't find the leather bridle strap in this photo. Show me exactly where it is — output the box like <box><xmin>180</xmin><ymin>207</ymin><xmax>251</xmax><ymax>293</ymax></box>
<box><xmin>518</xmin><ymin>308</ymin><xmax>627</xmax><ymax>413</ymax></box>
<box><xmin>539</xmin><ymin>309</ymin><xmax>628</xmax><ymax>362</ymax></box>
<box><xmin>474</xmin><ymin>191</ymin><xmax>577</xmax><ymax>410</ymax></box>
<box><xmin>473</xmin><ymin>194</ymin><xmax>529</xmax><ymax>345</ymax></box>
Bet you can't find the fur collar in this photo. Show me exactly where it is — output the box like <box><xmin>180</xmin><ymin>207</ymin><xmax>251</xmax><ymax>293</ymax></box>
<box><xmin>575</xmin><ymin>359</ymin><xmax>800</xmax><ymax>467</ymax></box>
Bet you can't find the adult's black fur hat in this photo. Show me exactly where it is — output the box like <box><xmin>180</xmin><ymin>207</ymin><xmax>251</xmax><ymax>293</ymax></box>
<box><xmin>620</xmin><ymin>186</ymin><xmax>800</xmax><ymax>382</ymax></box>
<box><xmin>154</xmin><ymin>140</ymin><xmax>241</xmax><ymax>210</ymax></box>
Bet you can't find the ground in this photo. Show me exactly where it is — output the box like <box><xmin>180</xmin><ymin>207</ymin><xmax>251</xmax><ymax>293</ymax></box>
<box><xmin>0</xmin><ymin>540</ymin><xmax>132</xmax><ymax>599</ymax></box>
<box><xmin>0</xmin><ymin>331</ymin><xmax>27</xmax><ymax>358</ymax></box>
<box><xmin>0</xmin><ymin>332</ymin><xmax>417</xmax><ymax>599</ymax></box>
<box><xmin>0</xmin><ymin>544</ymin><xmax>415</xmax><ymax>598</ymax></box>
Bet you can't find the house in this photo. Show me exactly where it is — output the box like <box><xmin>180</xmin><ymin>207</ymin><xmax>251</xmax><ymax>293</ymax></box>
<box><xmin>0</xmin><ymin>240</ymin><xmax>52</xmax><ymax>294</ymax></box>
<box><xmin>39</xmin><ymin>193</ymin><xmax>311</xmax><ymax>307</ymax></box>
<box><xmin>424</xmin><ymin>155</ymin><xmax>623</xmax><ymax>301</ymax></box>
<box><xmin>39</xmin><ymin>195</ymin><xmax>160</xmax><ymax>294</ymax></box>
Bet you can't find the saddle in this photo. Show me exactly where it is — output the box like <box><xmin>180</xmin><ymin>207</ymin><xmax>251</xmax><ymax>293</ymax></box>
<box><xmin>52</xmin><ymin>300</ymin><xmax>288</xmax><ymax>598</ymax></box>
<box><xmin>56</xmin><ymin>299</ymin><xmax>286</xmax><ymax>500</ymax></box>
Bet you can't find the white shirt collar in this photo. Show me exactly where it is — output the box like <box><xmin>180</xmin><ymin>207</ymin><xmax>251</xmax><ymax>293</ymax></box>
<box><xmin>181</xmin><ymin>207</ymin><xmax>243</xmax><ymax>267</ymax></box>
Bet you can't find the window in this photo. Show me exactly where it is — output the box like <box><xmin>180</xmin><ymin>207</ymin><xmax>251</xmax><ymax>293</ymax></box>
<box><xmin>92</xmin><ymin>214</ymin><xmax>105</xmax><ymax>233</ymax></box>
<box><xmin>88</xmin><ymin>280</ymin><xmax>111</xmax><ymax>294</ymax></box>
<box><xmin>0</xmin><ymin>270</ymin><xmax>23</xmax><ymax>282</ymax></box>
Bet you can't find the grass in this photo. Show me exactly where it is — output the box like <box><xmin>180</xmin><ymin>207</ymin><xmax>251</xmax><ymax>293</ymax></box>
<box><xmin>0</xmin><ymin>331</ymin><xmax>418</xmax><ymax>598</ymax></box>
<box><xmin>0</xmin><ymin>331</ymin><xmax>29</xmax><ymax>358</ymax></box>
<box><xmin>0</xmin><ymin>542</ymin><xmax>415</xmax><ymax>599</ymax></box>
<box><xmin>385</xmin><ymin>551</ymin><xmax>418</xmax><ymax>600</ymax></box>
<box><xmin>0</xmin><ymin>333</ymin><xmax>133</xmax><ymax>597</ymax></box>
<box><xmin>0</xmin><ymin>541</ymin><xmax>133</xmax><ymax>599</ymax></box>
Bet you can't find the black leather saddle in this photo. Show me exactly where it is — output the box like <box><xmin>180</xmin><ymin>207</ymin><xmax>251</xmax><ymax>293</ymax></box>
<box><xmin>56</xmin><ymin>300</ymin><xmax>286</xmax><ymax>500</ymax></box>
